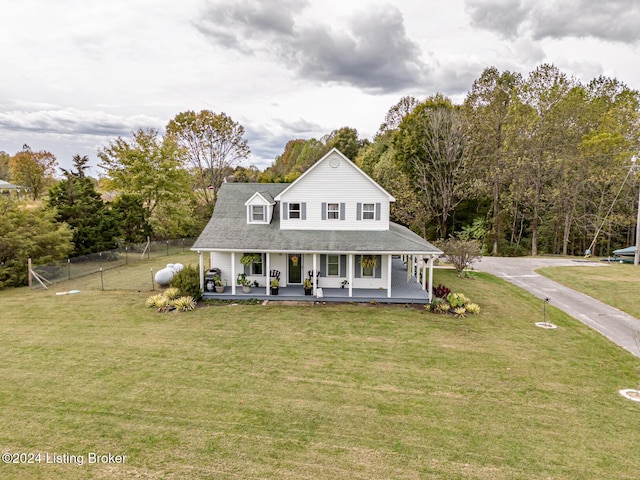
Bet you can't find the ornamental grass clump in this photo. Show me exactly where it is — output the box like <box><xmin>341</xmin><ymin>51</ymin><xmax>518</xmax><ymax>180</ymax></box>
<box><xmin>146</xmin><ymin>289</ymin><xmax>198</xmax><ymax>313</ymax></box>
<box><xmin>171</xmin><ymin>296</ymin><xmax>197</xmax><ymax>312</ymax></box>
<box><xmin>163</xmin><ymin>287</ymin><xmax>181</xmax><ymax>300</ymax></box>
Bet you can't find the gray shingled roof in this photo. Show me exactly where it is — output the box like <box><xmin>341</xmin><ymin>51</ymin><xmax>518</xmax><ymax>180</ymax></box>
<box><xmin>192</xmin><ymin>183</ymin><xmax>442</xmax><ymax>254</ymax></box>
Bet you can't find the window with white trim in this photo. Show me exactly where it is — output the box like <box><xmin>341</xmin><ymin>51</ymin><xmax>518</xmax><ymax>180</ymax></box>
<box><xmin>362</xmin><ymin>265</ymin><xmax>374</xmax><ymax>277</ymax></box>
<box><xmin>327</xmin><ymin>255</ymin><xmax>340</xmax><ymax>276</ymax></box>
<box><xmin>327</xmin><ymin>203</ymin><xmax>340</xmax><ymax>220</ymax></box>
<box><xmin>362</xmin><ymin>203</ymin><xmax>375</xmax><ymax>220</ymax></box>
<box><xmin>250</xmin><ymin>205</ymin><xmax>266</xmax><ymax>223</ymax></box>
<box><xmin>249</xmin><ymin>253</ymin><xmax>263</xmax><ymax>275</ymax></box>
<box><xmin>288</xmin><ymin>203</ymin><xmax>301</xmax><ymax>219</ymax></box>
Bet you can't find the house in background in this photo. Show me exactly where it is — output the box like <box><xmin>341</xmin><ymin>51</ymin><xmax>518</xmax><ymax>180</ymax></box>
<box><xmin>0</xmin><ymin>179</ymin><xmax>28</xmax><ymax>199</ymax></box>
<box><xmin>191</xmin><ymin>149</ymin><xmax>442</xmax><ymax>303</ymax></box>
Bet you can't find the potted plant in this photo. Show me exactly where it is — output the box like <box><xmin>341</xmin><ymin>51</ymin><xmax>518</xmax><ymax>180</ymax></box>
<box><xmin>237</xmin><ymin>273</ymin><xmax>251</xmax><ymax>293</ymax></box>
<box><xmin>360</xmin><ymin>255</ymin><xmax>378</xmax><ymax>269</ymax></box>
<box><xmin>240</xmin><ymin>253</ymin><xmax>261</xmax><ymax>267</ymax></box>
<box><xmin>214</xmin><ymin>275</ymin><xmax>225</xmax><ymax>293</ymax></box>
<box><xmin>270</xmin><ymin>278</ymin><xmax>279</xmax><ymax>295</ymax></box>
<box><xmin>303</xmin><ymin>278</ymin><xmax>313</xmax><ymax>295</ymax></box>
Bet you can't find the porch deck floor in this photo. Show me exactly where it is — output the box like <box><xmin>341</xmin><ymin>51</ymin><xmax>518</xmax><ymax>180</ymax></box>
<box><xmin>203</xmin><ymin>258</ymin><xmax>431</xmax><ymax>304</ymax></box>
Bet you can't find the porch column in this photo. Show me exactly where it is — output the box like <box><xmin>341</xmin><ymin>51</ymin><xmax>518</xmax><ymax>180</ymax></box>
<box><xmin>265</xmin><ymin>252</ymin><xmax>271</xmax><ymax>295</ymax></box>
<box><xmin>348</xmin><ymin>254</ymin><xmax>353</xmax><ymax>297</ymax></box>
<box><xmin>413</xmin><ymin>255</ymin><xmax>418</xmax><ymax>279</ymax></box>
<box><xmin>428</xmin><ymin>255</ymin><xmax>434</xmax><ymax>302</ymax></box>
<box><xmin>422</xmin><ymin>255</ymin><xmax>427</xmax><ymax>291</ymax></box>
<box><xmin>231</xmin><ymin>251</ymin><xmax>236</xmax><ymax>295</ymax></box>
<box><xmin>198</xmin><ymin>251</ymin><xmax>204</xmax><ymax>292</ymax></box>
<box><xmin>387</xmin><ymin>254</ymin><xmax>392</xmax><ymax>298</ymax></box>
<box><xmin>313</xmin><ymin>253</ymin><xmax>318</xmax><ymax>295</ymax></box>
<box><xmin>406</xmin><ymin>255</ymin><xmax>412</xmax><ymax>282</ymax></box>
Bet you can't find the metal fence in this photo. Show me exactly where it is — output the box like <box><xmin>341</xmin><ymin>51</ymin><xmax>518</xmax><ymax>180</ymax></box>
<box><xmin>30</xmin><ymin>238</ymin><xmax>196</xmax><ymax>289</ymax></box>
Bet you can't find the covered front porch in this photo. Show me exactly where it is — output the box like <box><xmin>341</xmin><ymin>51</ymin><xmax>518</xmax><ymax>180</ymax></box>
<box><xmin>201</xmin><ymin>257</ymin><xmax>433</xmax><ymax>304</ymax></box>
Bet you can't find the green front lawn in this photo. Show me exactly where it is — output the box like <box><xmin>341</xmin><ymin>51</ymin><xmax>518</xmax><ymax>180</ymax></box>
<box><xmin>538</xmin><ymin>263</ymin><xmax>640</xmax><ymax>320</ymax></box>
<box><xmin>0</xmin><ymin>267</ymin><xmax>639</xmax><ymax>479</ymax></box>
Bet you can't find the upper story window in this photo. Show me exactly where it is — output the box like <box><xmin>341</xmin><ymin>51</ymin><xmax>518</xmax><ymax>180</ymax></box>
<box><xmin>250</xmin><ymin>205</ymin><xmax>266</xmax><ymax>223</ymax></box>
<box><xmin>362</xmin><ymin>203</ymin><xmax>375</xmax><ymax>220</ymax></box>
<box><xmin>321</xmin><ymin>202</ymin><xmax>345</xmax><ymax>221</ymax></box>
<box><xmin>327</xmin><ymin>203</ymin><xmax>340</xmax><ymax>220</ymax></box>
<box><xmin>357</xmin><ymin>202</ymin><xmax>381</xmax><ymax>221</ymax></box>
<box><xmin>289</xmin><ymin>203</ymin><xmax>301</xmax><ymax>219</ymax></box>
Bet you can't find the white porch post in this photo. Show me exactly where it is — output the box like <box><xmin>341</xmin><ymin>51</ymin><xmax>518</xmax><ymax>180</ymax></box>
<box><xmin>428</xmin><ymin>255</ymin><xmax>434</xmax><ymax>302</ymax></box>
<box><xmin>413</xmin><ymin>255</ymin><xmax>418</xmax><ymax>279</ymax></box>
<box><xmin>198</xmin><ymin>251</ymin><xmax>204</xmax><ymax>292</ymax></box>
<box><xmin>231</xmin><ymin>251</ymin><xmax>236</xmax><ymax>295</ymax></box>
<box><xmin>348</xmin><ymin>254</ymin><xmax>353</xmax><ymax>297</ymax></box>
<box><xmin>406</xmin><ymin>255</ymin><xmax>411</xmax><ymax>282</ymax></box>
<box><xmin>387</xmin><ymin>254</ymin><xmax>392</xmax><ymax>298</ymax></box>
<box><xmin>313</xmin><ymin>253</ymin><xmax>317</xmax><ymax>295</ymax></box>
<box><xmin>422</xmin><ymin>255</ymin><xmax>427</xmax><ymax>291</ymax></box>
<box><xmin>265</xmin><ymin>252</ymin><xmax>271</xmax><ymax>296</ymax></box>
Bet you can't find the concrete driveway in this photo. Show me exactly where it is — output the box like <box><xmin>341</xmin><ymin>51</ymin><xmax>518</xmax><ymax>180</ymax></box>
<box><xmin>474</xmin><ymin>256</ymin><xmax>640</xmax><ymax>358</ymax></box>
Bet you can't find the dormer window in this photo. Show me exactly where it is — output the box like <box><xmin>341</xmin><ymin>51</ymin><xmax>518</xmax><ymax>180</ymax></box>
<box><xmin>251</xmin><ymin>205</ymin><xmax>265</xmax><ymax>222</ymax></box>
<box><xmin>245</xmin><ymin>191</ymin><xmax>274</xmax><ymax>224</ymax></box>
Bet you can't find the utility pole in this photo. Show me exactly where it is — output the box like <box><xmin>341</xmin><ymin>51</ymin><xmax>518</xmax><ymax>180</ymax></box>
<box><xmin>634</xmin><ymin>155</ymin><xmax>640</xmax><ymax>267</ymax></box>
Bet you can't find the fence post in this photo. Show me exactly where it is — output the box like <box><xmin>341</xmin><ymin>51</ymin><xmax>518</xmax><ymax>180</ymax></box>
<box><xmin>125</xmin><ymin>246</ymin><xmax>128</xmax><ymax>265</ymax></box>
<box><xmin>166</xmin><ymin>240</ymin><xmax>169</xmax><ymax>256</ymax></box>
<box><xmin>28</xmin><ymin>258</ymin><xmax>32</xmax><ymax>289</ymax></box>
<box><xmin>99</xmin><ymin>252</ymin><xmax>103</xmax><ymax>269</ymax></box>
<box><xmin>182</xmin><ymin>238</ymin><xmax>185</xmax><ymax>253</ymax></box>
<box><xmin>147</xmin><ymin>237</ymin><xmax>151</xmax><ymax>260</ymax></box>
<box><xmin>100</xmin><ymin>267</ymin><xmax>104</xmax><ymax>291</ymax></box>
<box><xmin>150</xmin><ymin>268</ymin><xmax>155</xmax><ymax>291</ymax></box>
<box><xmin>68</xmin><ymin>259</ymin><xmax>71</xmax><ymax>280</ymax></box>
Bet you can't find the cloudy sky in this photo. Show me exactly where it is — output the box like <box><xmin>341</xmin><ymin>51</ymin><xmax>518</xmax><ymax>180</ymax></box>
<box><xmin>1</xmin><ymin>0</ymin><xmax>639</xmax><ymax>175</ymax></box>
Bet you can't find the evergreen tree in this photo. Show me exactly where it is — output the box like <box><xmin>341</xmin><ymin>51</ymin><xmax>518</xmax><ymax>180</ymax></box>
<box><xmin>47</xmin><ymin>155</ymin><xmax>121</xmax><ymax>256</ymax></box>
<box><xmin>111</xmin><ymin>194</ymin><xmax>153</xmax><ymax>244</ymax></box>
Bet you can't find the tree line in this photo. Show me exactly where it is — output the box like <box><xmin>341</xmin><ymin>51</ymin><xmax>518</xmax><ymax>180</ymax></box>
<box><xmin>1</xmin><ymin>63</ymin><xmax>639</xmax><ymax>288</ymax></box>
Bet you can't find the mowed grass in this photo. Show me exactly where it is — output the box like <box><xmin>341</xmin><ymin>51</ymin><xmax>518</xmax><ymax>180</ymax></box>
<box><xmin>1</xmin><ymin>259</ymin><xmax>640</xmax><ymax>479</ymax></box>
<box><xmin>538</xmin><ymin>262</ymin><xmax>640</xmax><ymax>319</ymax></box>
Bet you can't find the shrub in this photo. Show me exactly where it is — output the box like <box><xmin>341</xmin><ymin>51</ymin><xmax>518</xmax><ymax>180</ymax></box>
<box><xmin>163</xmin><ymin>287</ymin><xmax>181</xmax><ymax>300</ymax></box>
<box><xmin>453</xmin><ymin>307</ymin><xmax>467</xmax><ymax>318</ymax></box>
<box><xmin>170</xmin><ymin>264</ymin><xmax>202</xmax><ymax>301</ymax></box>
<box><xmin>466</xmin><ymin>303</ymin><xmax>481</xmax><ymax>315</ymax></box>
<box><xmin>427</xmin><ymin>293</ymin><xmax>480</xmax><ymax>317</ymax></box>
<box><xmin>447</xmin><ymin>292</ymin><xmax>469</xmax><ymax>308</ymax></box>
<box><xmin>439</xmin><ymin>237</ymin><xmax>482</xmax><ymax>273</ymax></box>
<box><xmin>171</xmin><ymin>296</ymin><xmax>197</xmax><ymax>312</ymax></box>
<box><xmin>426</xmin><ymin>297</ymin><xmax>451</xmax><ymax>314</ymax></box>
<box><xmin>433</xmin><ymin>284</ymin><xmax>451</xmax><ymax>299</ymax></box>
<box><xmin>146</xmin><ymin>294</ymin><xmax>165</xmax><ymax>308</ymax></box>
<box><xmin>154</xmin><ymin>295</ymin><xmax>171</xmax><ymax>312</ymax></box>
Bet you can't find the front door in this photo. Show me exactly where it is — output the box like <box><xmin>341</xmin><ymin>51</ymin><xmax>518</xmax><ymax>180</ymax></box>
<box><xmin>288</xmin><ymin>254</ymin><xmax>302</xmax><ymax>284</ymax></box>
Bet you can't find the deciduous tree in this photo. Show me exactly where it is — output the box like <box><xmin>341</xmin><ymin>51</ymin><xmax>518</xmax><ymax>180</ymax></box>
<box><xmin>9</xmin><ymin>145</ymin><xmax>57</xmax><ymax>200</ymax></box>
<box><xmin>394</xmin><ymin>95</ymin><xmax>466</xmax><ymax>238</ymax></box>
<box><xmin>0</xmin><ymin>198</ymin><xmax>73</xmax><ymax>288</ymax></box>
<box><xmin>166</xmin><ymin>110</ymin><xmax>250</xmax><ymax>205</ymax></box>
<box><xmin>98</xmin><ymin>128</ymin><xmax>193</xmax><ymax>231</ymax></box>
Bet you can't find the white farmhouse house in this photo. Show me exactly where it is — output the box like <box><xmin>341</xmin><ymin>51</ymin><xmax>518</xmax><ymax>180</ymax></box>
<box><xmin>192</xmin><ymin>148</ymin><xmax>442</xmax><ymax>303</ymax></box>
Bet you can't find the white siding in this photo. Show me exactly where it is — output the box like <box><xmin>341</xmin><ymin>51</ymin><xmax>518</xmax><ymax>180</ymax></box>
<box><xmin>279</xmin><ymin>152</ymin><xmax>390</xmax><ymax>231</ymax></box>
<box><xmin>209</xmin><ymin>252</ymin><xmax>232</xmax><ymax>286</ymax></box>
